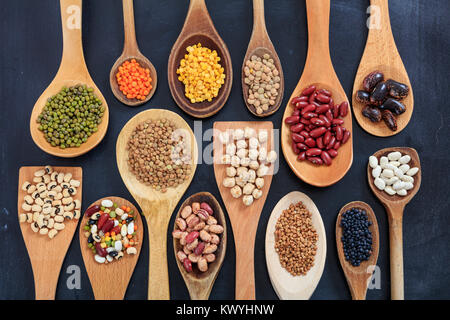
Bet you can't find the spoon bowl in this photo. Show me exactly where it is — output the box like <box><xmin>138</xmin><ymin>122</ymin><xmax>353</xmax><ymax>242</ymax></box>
<box><xmin>109</xmin><ymin>0</ymin><xmax>157</xmax><ymax>107</ymax></box>
<box><xmin>265</xmin><ymin>191</ymin><xmax>326</xmax><ymax>300</ymax></box>
<box><xmin>336</xmin><ymin>201</ymin><xmax>379</xmax><ymax>300</ymax></box>
<box><xmin>79</xmin><ymin>196</ymin><xmax>143</xmax><ymax>300</ymax></box>
<box><xmin>30</xmin><ymin>0</ymin><xmax>109</xmax><ymax>158</ymax></box>
<box><xmin>367</xmin><ymin>147</ymin><xmax>421</xmax><ymax>300</ymax></box>
<box><xmin>172</xmin><ymin>192</ymin><xmax>227</xmax><ymax>300</ymax></box>
<box><xmin>168</xmin><ymin>0</ymin><xmax>232</xmax><ymax>118</ymax></box>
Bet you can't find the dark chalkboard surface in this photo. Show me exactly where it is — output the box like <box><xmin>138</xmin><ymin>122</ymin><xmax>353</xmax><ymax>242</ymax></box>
<box><xmin>0</xmin><ymin>0</ymin><xmax>448</xmax><ymax>300</ymax></box>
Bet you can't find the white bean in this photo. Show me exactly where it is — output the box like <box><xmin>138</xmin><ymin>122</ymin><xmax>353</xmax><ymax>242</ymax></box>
<box><xmin>372</xmin><ymin>166</ymin><xmax>381</xmax><ymax>178</ymax></box>
<box><xmin>397</xmin><ymin>189</ymin><xmax>407</xmax><ymax>196</ymax></box>
<box><xmin>385</xmin><ymin>176</ymin><xmax>399</xmax><ymax>186</ymax></box>
<box><xmin>94</xmin><ymin>255</ymin><xmax>106</xmax><ymax>263</ymax></box>
<box><xmin>399</xmin><ymin>155</ymin><xmax>411</xmax><ymax>164</ymax></box>
<box><xmin>374</xmin><ymin>177</ymin><xmax>386</xmax><ymax>190</ymax></box>
<box><xmin>399</xmin><ymin>164</ymin><xmax>410</xmax><ymax>174</ymax></box>
<box><xmin>401</xmin><ymin>175</ymin><xmax>414</xmax><ymax>183</ymax></box>
<box><xmin>394</xmin><ymin>168</ymin><xmax>404</xmax><ymax>178</ymax></box>
<box><xmin>406</xmin><ymin>167</ymin><xmax>419</xmax><ymax>176</ymax></box>
<box><xmin>404</xmin><ymin>182</ymin><xmax>414</xmax><ymax>190</ymax></box>
<box><xmin>393</xmin><ymin>181</ymin><xmax>405</xmax><ymax>190</ymax></box>
<box><xmin>388</xmin><ymin>151</ymin><xmax>401</xmax><ymax>161</ymax></box>
<box><xmin>368</xmin><ymin>156</ymin><xmax>378</xmax><ymax>168</ymax></box>
<box><xmin>380</xmin><ymin>156</ymin><xmax>389</xmax><ymax>166</ymax></box>
<box><xmin>381</xmin><ymin>169</ymin><xmax>394</xmax><ymax>179</ymax></box>
<box><xmin>384</xmin><ymin>186</ymin><xmax>396</xmax><ymax>196</ymax></box>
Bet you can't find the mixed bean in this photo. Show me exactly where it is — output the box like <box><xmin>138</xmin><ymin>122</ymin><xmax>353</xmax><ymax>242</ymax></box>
<box><xmin>19</xmin><ymin>166</ymin><xmax>81</xmax><ymax>239</ymax></box>
<box><xmin>285</xmin><ymin>85</ymin><xmax>351</xmax><ymax>166</ymax></box>
<box><xmin>37</xmin><ymin>85</ymin><xmax>105</xmax><ymax>149</ymax></box>
<box><xmin>173</xmin><ymin>201</ymin><xmax>224</xmax><ymax>273</ymax></box>
<box><xmin>357</xmin><ymin>71</ymin><xmax>409</xmax><ymax>131</ymax></box>
<box><xmin>83</xmin><ymin>199</ymin><xmax>139</xmax><ymax>264</ymax></box>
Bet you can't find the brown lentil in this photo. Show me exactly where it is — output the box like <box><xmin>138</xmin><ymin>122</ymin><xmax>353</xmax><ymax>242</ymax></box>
<box><xmin>274</xmin><ymin>201</ymin><xmax>318</xmax><ymax>276</ymax></box>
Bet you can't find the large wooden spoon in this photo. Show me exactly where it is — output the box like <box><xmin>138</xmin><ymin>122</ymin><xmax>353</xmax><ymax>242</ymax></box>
<box><xmin>79</xmin><ymin>197</ymin><xmax>143</xmax><ymax>300</ymax></box>
<box><xmin>265</xmin><ymin>191</ymin><xmax>326</xmax><ymax>300</ymax></box>
<box><xmin>116</xmin><ymin>109</ymin><xmax>198</xmax><ymax>300</ymax></box>
<box><xmin>17</xmin><ymin>166</ymin><xmax>82</xmax><ymax>299</ymax></box>
<box><xmin>241</xmin><ymin>0</ymin><xmax>284</xmax><ymax>117</ymax></box>
<box><xmin>109</xmin><ymin>0</ymin><xmax>157</xmax><ymax>106</ymax></box>
<box><xmin>353</xmin><ymin>0</ymin><xmax>413</xmax><ymax>136</ymax></box>
<box><xmin>172</xmin><ymin>192</ymin><xmax>227</xmax><ymax>300</ymax></box>
<box><xmin>368</xmin><ymin>147</ymin><xmax>421</xmax><ymax>299</ymax></box>
<box><xmin>30</xmin><ymin>0</ymin><xmax>109</xmax><ymax>158</ymax></box>
<box><xmin>168</xmin><ymin>0</ymin><xmax>233</xmax><ymax>118</ymax></box>
<box><xmin>213</xmin><ymin>121</ymin><xmax>274</xmax><ymax>299</ymax></box>
<box><xmin>281</xmin><ymin>0</ymin><xmax>353</xmax><ymax>187</ymax></box>
<box><xmin>336</xmin><ymin>201</ymin><xmax>380</xmax><ymax>300</ymax></box>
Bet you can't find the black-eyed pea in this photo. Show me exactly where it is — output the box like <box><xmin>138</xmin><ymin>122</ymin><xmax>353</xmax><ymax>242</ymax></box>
<box><xmin>48</xmin><ymin>229</ymin><xmax>58</xmax><ymax>239</ymax></box>
<box><xmin>55</xmin><ymin>207</ymin><xmax>63</xmax><ymax>216</ymax></box>
<box><xmin>177</xmin><ymin>251</ymin><xmax>187</xmax><ymax>262</ymax></box>
<box><xmin>70</xmin><ymin>179</ymin><xmax>80</xmax><ymax>187</ymax></box>
<box><xmin>39</xmin><ymin>190</ymin><xmax>48</xmax><ymax>199</ymax></box>
<box><xmin>31</xmin><ymin>204</ymin><xmax>42</xmax><ymax>212</ymax></box>
<box><xmin>47</xmin><ymin>181</ymin><xmax>57</xmax><ymax>191</ymax></box>
<box><xmin>186</xmin><ymin>238</ymin><xmax>198</xmax><ymax>251</ymax></box>
<box><xmin>22</xmin><ymin>203</ymin><xmax>31</xmax><ymax>212</ymax></box>
<box><xmin>26</xmin><ymin>213</ymin><xmax>33</xmax><ymax>223</ymax></box>
<box><xmin>31</xmin><ymin>191</ymin><xmax>40</xmax><ymax>200</ymax></box>
<box><xmin>74</xmin><ymin>210</ymin><xmax>81</xmax><ymax>220</ymax></box>
<box><xmin>50</xmin><ymin>172</ymin><xmax>58</xmax><ymax>181</ymax></box>
<box><xmin>35</xmin><ymin>197</ymin><xmax>44</xmax><ymax>206</ymax></box>
<box><xmin>27</xmin><ymin>185</ymin><xmax>36</xmax><ymax>194</ymax></box>
<box><xmin>69</xmin><ymin>187</ymin><xmax>77</xmax><ymax>196</ymax></box>
<box><xmin>207</xmin><ymin>216</ymin><xmax>217</xmax><ymax>226</ymax></box>
<box><xmin>210</xmin><ymin>234</ymin><xmax>220</xmax><ymax>245</ymax></box>
<box><xmin>199</xmin><ymin>230</ymin><xmax>211</xmax><ymax>242</ymax></box>
<box><xmin>176</xmin><ymin>217</ymin><xmax>187</xmax><ymax>231</ymax></box>
<box><xmin>31</xmin><ymin>222</ymin><xmax>39</xmax><ymax>233</ymax></box>
<box><xmin>194</xmin><ymin>222</ymin><xmax>206</xmax><ymax>231</ymax></box>
<box><xmin>64</xmin><ymin>203</ymin><xmax>75</xmax><ymax>212</ymax></box>
<box><xmin>44</xmin><ymin>165</ymin><xmax>53</xmax><ymax>174</ymax></box>
<box><xmin>188</xmin><ymin>253</ymin><xmax>201</xmax><ymax>263</ymax></box>
<box><xmin>74</xmin><ymin>199</ymin><xmax>81</xmax><ymax>210</ymax></box>
<box><xmin>47</xmin><ymin>218</ymin><xmax>55</xmax><ymax>229</ymax></box>
<box><xmin>22</xmin><ymin>181</ymin><xmax>32</xmax><ymax>192</ymax></box>
<box><xmin>93</xmin><ymin>234</ymin><xmax>101</xmax><ymax>242</ymax></box>
<box><xmin>62</xmin><ymin>189</ymin><xmax>71</xmax><ymax>198</ymax></box>
<box><xmin>43</xmin><ymin>198</ymin><xmax>52</xmax><ymax>205</ymax></box>
<box><xmin>24</xmin><ymin>195</ymin><xmax>34</xmax><ymax>205</ymax></box>
<box><xmin>57</xmin><ymin>173</ymin><xmax>64</xmax><ymax>184</ymax></box>
<box><xmin>209</xmin><ymin>225</ymin><xmax>224</xmax><ymax>234</ymax></box>
<box><xmin>39</xmin><ymin>228</ymin><xmax>49</xmax><ymax>235</ymax></box>
<box><xmin>64</xmin><ymin>211</ymin><xmax>74</xmax><ymax>220</ymax></box>
<box><xmin>36</xmin><ymin>215</ymin><xmax>45</xmax><ymax>228</ymax></box>
<box><xmin>115</xmin><ymin>252</ymin><xmax>124</xmax><ymax>260</ymax></box>
<box><xmin>34</xmin><ymin>169</ymin><xmax>45</xmax><ymax>177</ymax></box>
<box><xmin>91</xmin><ymin>212</ymin><xmax>101</xmax><ymax>220</ymax></box>
<box><xmin>62</xmin><ymin>197</ymin><xmax>73</xmax><ymax>205</ymax></box>
<box><xmin>61</xmin><ymin>182</ymin><xmax>70</xmax><ymax>190</ymax></box>
<box><xmin>181</xmin><ymin>205</ymin><xmax>192</xmax><ymax>219</ymax></box>
<box><xmin>32</xmin><ymin>211</ymin><xmax>40</xmax><ymax>222</ymax></box>
<box><xmin>204</xmin><ymin>253</ymin><xmax>216</xmax><ymax>263</ymax></box>
<box><xmin>37</xmin><ymin>185</ymin><xmax>46</xmax><ymax>193</ymax></box>
<box><xmin>54</xmin><ymin>215</ymin><xmax>64</xmax><ymax>223</ymax></box>
<box><xmin>63</xmin><ymin>173</ymin><xmax>72</xmax><ymax>183</ymax></box>
<box><xmin>53</xmin><ymin>186</ymin><xmax>62</xmax><ymax>193</ymax></box>
<box><xmin>197</xmin><ymin>257</ymin><xmax>208</xmax><ymax>272</ymax></box>
<box><xmin>55</xmin><ymin>192</ymin><xmax>63</xmax><ymax>200</ymax></box>
<box><xmin>203</xmin><ymin>244</ymin><xmax>217</xmax><ymax>254</ymax></box>
<box><xmin>43</xmin><ymin>175</ymin><xmax>50</xmax><ymax>184</ymax></box>
<box><xmin>33</xmin><ymin>176</ymin><xmax>42</xmax><ymax>184</ymax></box>
<box><xmin>48</xmin><ymin>190</ymin><xmax>57</xmax><ymax>198</ymax></box>
<box><xmin>19</xmin><ymin>213</ymin><xmax>27</xmax><ymax>223</ymax></box>
<box><xmin>54</xmin><ymin>223</ymin><xmax>65</xmax><ymax>231</ymax></box>
<box><xmin>42</xmin><ymin>204</ymin><xmax>52</xmax><ymax>215</ymax></box>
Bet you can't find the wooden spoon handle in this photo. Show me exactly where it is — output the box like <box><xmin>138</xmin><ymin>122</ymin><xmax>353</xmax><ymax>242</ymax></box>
<box><xmin>305</xmin><ymin>0</ymin><xmax>331</xmax><ymax>66</ymax></box>
<box><xmin>387</xmin><ymin>214</ymin><xmax>404</xmax><ymax>300</ymax></box>
<box><xmin>252</xmin><ymin>0</ymin><xmax>268</xmax><ymax>37</ymax></box>
<box><xmin>33</xmin><ymin>262</ymin><xmax>60</xmax><ymax>299</ymax></box>
<box><xmin>59</xmin><ymin>0</ymin><xmax>86</xmax><ymax>72</ymax></box>
<box><xmin>122</xmin><ymin>0</ymin><xmax>139</xmax><ymax>55</ymax></box>
<box><xmin>235</xmin><ymin>240</ymin><xmax>255</xmax><ymax>300</ymax></box>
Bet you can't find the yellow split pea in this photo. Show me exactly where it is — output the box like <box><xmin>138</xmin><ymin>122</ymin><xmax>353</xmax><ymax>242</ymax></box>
<box><xmin>176</xmin><ymin>43</ymin><xmax>226</xmax><ymax>103</ymax></box>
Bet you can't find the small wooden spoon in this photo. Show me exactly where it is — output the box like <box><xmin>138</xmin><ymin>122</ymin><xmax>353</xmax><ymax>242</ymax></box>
<box><xmin>265</xmin><ymin>191</ymin><xmax>326</xmax><ymax>300</ymax></box>
<box><xmin>30</xmin><ymin>0</ymin><xmax>109</xmax><ymax>158</ymax></box>
<box><xmin>109</xmin><ymin>0</ymin><xmax>157</xmax><ymax>106</ymax></box>
<box><xmin>281</xmin><ymin>0</ymin><xmax>353</xmax><ymax>187</ymax></box>
<box><xmin>336</xmin><ymin>201</ymin><xmax>380</xmax><ymax>300</ymax></box>
<box><xmin>79</xmin><ymin>197</ymin><xmax>143</xmax><ymax>300</ymax></box>
<box><xmin>172</xmin><ymin>192</ymin><xmax>227</xmax><ymax>300</ymax></box>
<box><xmin>17</xmin><ymin>166</ymin><xmax>82</xmax><ymax>299</ymax></box>
<box><xmin>168</xmin><ymin>0</ymin><xmax>233</xmax><ymax>118</ymax></box>
<box><xmin>368</xmin><ymin>147</ymin><xmax>421</xmax><ymax>300</ymax></box>
<box><xmin>213</xmin><ymin>121</ymin><xmax>274</xmax><ymax>299</ymax></box>
<box><xmin>116</xmin><ymin>109</ymin><xmax>198</xmax><ymax>300</ymax></box>
<box><xmin>352</xmin><ymin>0</ymin><xmax>413</xmax><ymax>136</ymax></box>
<box><xmin>241</xmin><ymin>0</ymin><xmax>284</xmax><ymax>117</ymax></box>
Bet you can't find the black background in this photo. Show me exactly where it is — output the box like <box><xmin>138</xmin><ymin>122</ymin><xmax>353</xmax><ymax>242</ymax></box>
<box><xmin>0</xmin><ymin>0</ymin><xmax>449</xmax><ymax>300</ymax></box>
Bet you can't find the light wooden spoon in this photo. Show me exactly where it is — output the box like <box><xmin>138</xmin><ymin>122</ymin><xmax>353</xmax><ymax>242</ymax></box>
<box><xmin>336</xmin><ymin>201</ymin><xmax>380</xmax><ymax>300</ymax></box>
<box><xmin>30</xmin><ymin>0</ymin><xmax>109</xmax><ymax>158</ymax></box>
<box><xmin>353</xmin><ymin>0</ymin><xmax>413</xmax><ymax>137</ymax></box>
<box><xmin>17</xmin><ymin>166</ymin><xmax>82</xmax><ymax>299</ymax></box>
<box><xmin>116</xmin><ymin>109</ymin><xmax>198</xmax><ymax>300</ymax></box>
<box><xmin>368</xmin><ymin>147</ymin><xmax>421</xmax><ymax>300</ymax></box>
<box><xmin>241</xmin><ymin>0</ymin><xmax>284</xmax><ymax>117</ymax></box>
<box><xmin>109</xmin><ymin>0</ymin><xmax>157</xmax><ymax>106</ymax></box>
<box><xmin>281</xmin><ymin>0</ymin><xmax>353</xmax><ymax>187</ymax></box>
<box><xmin>79</xmin><ymin>196</ymin><xmax>143</xmax><ymax>300</ymax></box>
<box><xmin>213</xmin><ymin>121</ymin><xmax>274</xmax><ymax>299</ymax></box>
<box><xmin>265</xmin><ymin>191</ymin><xmax>326</xmax><ymax>300</ymax></box>
<box><xmin>172</xmin><ymin>192</ymin><xmax>227</xmax><ymax>300</ymax></box>
<box><xmin>168</xmin><ymin>0</ymin><xmax>233</xmax><ymax>118</ymax></box>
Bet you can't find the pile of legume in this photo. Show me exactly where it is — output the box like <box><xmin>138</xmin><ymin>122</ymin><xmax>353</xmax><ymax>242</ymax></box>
<box><xmin>37</xmin><ymin>85</ymin><xmax>104</xmax><ymax>149</ymax></box>
<box><xmin>19</xmin><ymin>165</ymin><xmax>81</xmax><ymax>239</ymax></box>
<box><xmin>126</xmin><ymin>118</ymin><xmax>192</xmax><ymax>192</ymax></box>
<box><xmin>274</xmin><ymin>201</ymin><xmax>318</xmax><ymax>276</ymax></box>
<box><xmin>243</xmin><ymin>53</ymin><xmax>281</xmax><ymax>115</ymax></box>
<box><xmin>340</xmin><ymin>207</ymin><xmax>373</xmax><ymax>267</ymax></box>
<box><xmin>176</xmin><ymin>43</ymin><xmax>225</xmax><ymax>103</ymax></box>
<box><xmin>83</xmin><ymin>199</ymin><xmax>139</xmax><ymax>264</ymax></box>
<box><xmin>173</xmin><ymin>201</ymin><xmax>224</xmax><ymax>273</ymax></box>
<box><xmin>115</xmin><ymin>59</ymin><xmax>153</xmax><ymax>100</ymax></box>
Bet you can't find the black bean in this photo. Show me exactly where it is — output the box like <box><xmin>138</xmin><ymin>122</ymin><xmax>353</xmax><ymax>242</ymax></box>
<box><xmin>356</xmin><ymin>90</ymin><xmax>371</xmax><ymax>104</ymax></box>
<box><xmin>362</xmin><ymin>105</ymin><xmax>382</xmax><ymax>122</ymax></box>
<box><xmin>108</xmin><ymin>250</ymin><xmax>118</xmax><ymax>257</ymax></box>
<box><xmin>380</xmin><ymin>98</ymin><xmax>406</xmax><ymax>115</ymax></box>
<box><xmin>363</xmin><ymin>71</ymin><xmax>384</xmax><ymax>92</ymax></box>
<box><xmin>382</xmin><ymin>110</ymin><xmax>398</xmax><ymax>131</ymax></box>
<box><xmin>87</xmin><ymin>234</ymin><xmax>94</xmax><ymax>244</ymax></box>
<box><xmin>88</xmin><ymin>219</ymin><xmax>97</xmax><ymax>225</ymax></box>
<box><xmin>386</xmin><ymin>79</ymin><xmax>409</xmax><ymax>99</ymax></box>
<box><xmin>126</xmin><ymin>217</ymin><xmax>134</xmax><ymax>223</ymax></box>
<box><xmin>370</xmin><ymin>82</ymin><xmax>388</xmax><ymax>106</ymax></box>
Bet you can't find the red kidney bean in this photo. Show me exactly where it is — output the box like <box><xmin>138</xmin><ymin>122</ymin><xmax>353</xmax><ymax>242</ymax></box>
<box><xmin>306</xmin><ymin>148</ymin><xmax>322</xmax><ymax>157</ymax></box>
<box><xmin>300</xmin><ymin>118</ymin><xmax>310</xmax><ymax>125</ymax></box>
<box><xmin>307</xmin><ymin>125</ymin><xmax>316</xmax><ymax>131</ymax></box>
<box><xmin>326</xmin><ymin>136</ymin><xmax>336</xmax><ymax>150</ymax></box>
<box><xmin>323</xmin><ymin>131</ymin><xmax>332</xmax><ymax>145</ymax></box>
<box><xmin>300</xmin><ymin>130</ymin><xmax>310</xmax><ymax>138</ymax></box>
<box><xmin>97</xmin><ymin>213</ymin><xmax>109</xmax><ymax>230</ymax></box>
<box><xmin>292</xmin><ymin>109</ymin><xmax>300</xmax><ymax>116</ymax></box>
<box><xmin>328</xmin><ymin>149</ymin><xmax>338</xmax><ymax>158</ymax></box>
<box><xmin>194</xmin><ymin>242</ymin><xmax>206</xmax><ymax>255</ymax></box>
<box><xmin>329</xmin><ymin>98</ymin><xmax>334</xmax><ymax>107</ymax></box>
<box><xmin>307</xmin><ymin>157</ymin><xmax>323</xmax><ymax>165</ymax></box>
<box><xmin>320</xmin><ymin>114</ymin><xmax>331</xmax><ymax>127</ymax></box>
<box><xmin>85</xmin><ymin>205</ymin><xmax>100</xmax><ymax>217</ymax></box>
<box><xmin>298</xmin><ymin>151</ymin><xmax>306</xmax><ymax>161</ymax></box>
<box><xmin>333</xmin><ymin>141</ymin><xmax>341</xmax><ymax>150</ymax></box>
<box><xmin>290</xmin><ymin>123</ymin><xmax>304</xmax><ymax>132</ymax></box>
<box><xmin>321</xmin><ymin>150</ymin><xmax>332</xmax><ymax>166</ymax></box>
<box><xmin>183</xmin><ymin>258</ymin><xmax>193</xmax><ymax>272</ymax></box>
<box><xmin>285</xmin><ymin>116</ymin><xmax>300</xmax><ymax>125</ymax></box>
<box><xmin>310</xmin><ymin>117</ymin><xmax>325</xmax><ymax>126</ymax></box>
<box><xmin>111</xmin><ymin>225</ymin><xmax>121</xmax><ymax>235</ymax></box>
<box><xmin>309</xmin><ymin>92</ymin><xmax>317</xmax><ymax>104</ymax></box>
<box><xmin>305</xmin><ymin>138</ymin><xmax>316</xmax><ymax>148</ymax></box>
<box><xmin>315</xmin><ymin>104</ymin><xmax>330</xmax><ymax>114</ymax></box>
<box><xmin>185</xmin><ymin>231</ymin><xmax>199</xmax><ymax>244</ymax></box>
<box><xmin>296</xmin><ymin>101</ymin><xmax>309</xmax><ymax>109</ymax></box>
<box><xmin>332</xmin><ymin>118</ymin><xmax>344</xmax><ymax>125</ymax></box>
<box><xmin>316</xmin><ymin>93</ymin><xmax>331</xmax><ymax>103</ymax></box>
<box><xmin>310</xmin><ymin>127</ymin><xmax>327</xmax><ymax>138</ymax></box>
<box><xmin>291</xmin><ymin>96</ymin><xmax>307</xmax><ymax>105</ymax></box>
<box><xmin>101</xmin><ymin>219</ymin><xmax>114</xmax><ymax>233</ymax></box>
<box><xmin>342</xmin><ymin>130</ymin><xmax>351</xmax><ymax>144</ymax></box>
<box><xmin>302</xmin><ymin>85</ymin><xmax>316</xmax><ymax>96</ymax></box>
<box><xmin>335</xmin><ymin>125</ymin><xmax>343</xmax><ymax>141</ymax></box>
<box><xmin>332</xmin><ymin>104</ymin><xmax>340</xmax><ymax>118</ymax></box>
<box><xmin>297</xmin><ymin>143</ymin><xmax>308</xmax><ymax>150</ymax></box>
<box><xmin>316</xmin><ymin>136</ymin><xmax>324</xmax><ymax>149</ymax></box>
<box><xmin>200</xmin><ymin>202</ymin><xmax>213</xmax><ymax>215</ymax></box>
<box><xmin>318</xmin><ymin>89</ymin><xmax>331</xmax><ymax>96</ymax></box>
<box><xmin>301</xmin><ymin>104</ymin><xmax>316</xmax><ymax>115</ymax></box>
<box><xmin>292</xmin><ymin>141</ymin><xmax>300</xmax><ymax>154</ymax></box>
<box><xmin>292</xmin><ymin>133</ymin><xmax>305</xmax><ymax>143</ymax></box>
<box><xmin>302</xmin><ymin>112</ymin><xmax>317</xmax><ymax>120</ymax></box>
<box><xmin>95</xmin><ymin>243</ymin><xmax>108</xmax><ymax>257</ymax></box>
<box><xmin>325</xmin><ymin>110</ymin><xmax>334</xmax><ymax>121</ymax></box>
<box><xmin>339</xmin><ymin>101</ymin><xmax>349</xmax><ymax>117</ymax></box>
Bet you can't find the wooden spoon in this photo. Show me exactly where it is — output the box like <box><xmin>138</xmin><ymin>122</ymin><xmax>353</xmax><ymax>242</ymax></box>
<box><xmin>17</xmin><ymin>166</ymin><xmax>82</xmax><ymax>299</ymax></box>
<box><xmin>30</xmin><ymin>0</ymin><xmax>109</xmax><ymax>158</ymax></box>
<box><xmin>265</xmin><ymin>191</ymin><xmax>326</xmax><ymax>300</ymax></box>
<box><xmin>213</xmin><ymin>121</ymin><xmax>274</xmax><ymax>299</ymax></box>
<box><xmin>368</xmin><ymin>147</ymin><xmax>421</xmax><ymax>299</ymax></box>
<box><xmin>172</xmin><ymin>192</ymin><xmax>227</xmax><ymax>300</ymax></box>
<box><xmin>109</xmin><ymin>0</ymin><xmax>157</xmax><ymax>106</ymax></box>
<box><xmin>79</xmin><ymin>196</ymin><xmax>143</xmax><ymax>300</ymax></box>
<box><xmin>241</xmin><ymin>0</ymin><xmax>284</xmax><ymax>117</ymax></box>
<box><xmin>116</xmin><ymin>109</ymin><xmax>198</xmax><ymax>300</ymax></box>
<box><xmin>281</xmin><ymin>0</ymin><xmax>353</xmax><ymax>187</ymax></box>
<box><xmin>336</xmin><ymin>201</ymin><xmax>380</xmax><ymax>300</ymax></box>
<box><xmin>167</xmin><ymin>0</ymin><xmax>233</xmax><ymax>118</ymax></box>
<box><xmin>352</xmin><ymin>0</ymin><xmax>413</xmax><ymax>137</ymax></box>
